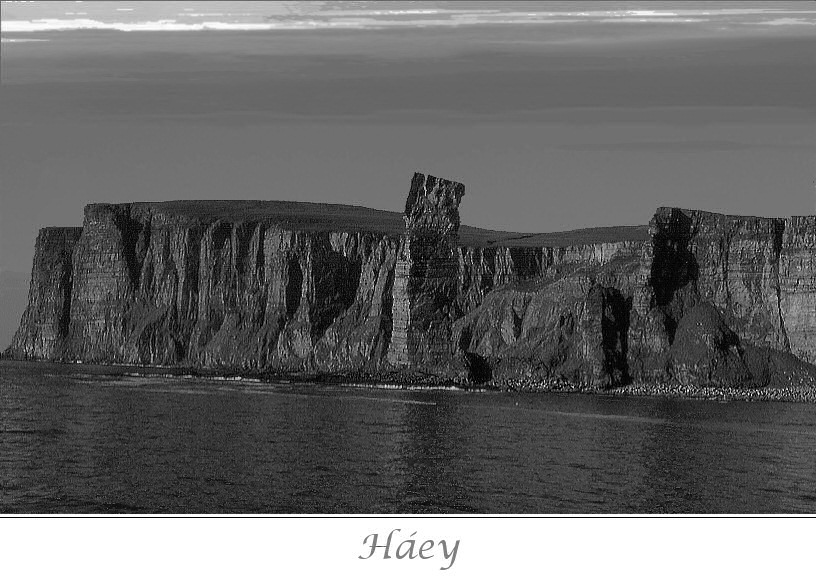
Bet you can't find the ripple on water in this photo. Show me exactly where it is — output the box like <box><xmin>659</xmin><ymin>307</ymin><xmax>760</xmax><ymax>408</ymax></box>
<box><xmin>2</xmin><ymin>361</ymin><xmax>816</xmax><ymax>513</ymax></box>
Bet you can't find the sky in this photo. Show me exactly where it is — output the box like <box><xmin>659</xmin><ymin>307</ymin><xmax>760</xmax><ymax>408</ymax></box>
<box><xmin>1</xmin><ymin>1</ymin><xmax>815</xmax><ymax>347</ymax></box>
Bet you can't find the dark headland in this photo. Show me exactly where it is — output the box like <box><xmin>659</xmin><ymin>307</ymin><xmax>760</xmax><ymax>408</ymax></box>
<box><xmin>5</xmin><ymin>173</ymin><xmax>816</xmax><ymax>401</ymax></box>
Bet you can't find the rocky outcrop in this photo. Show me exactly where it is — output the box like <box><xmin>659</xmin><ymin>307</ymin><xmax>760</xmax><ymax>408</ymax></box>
<box><xmin>622</xmin><ymin>208</ymin><xmax>816</xmax><ymax>386</ymax></box>
<box><xmin>452</xmin><ymin>241</ymin><xmax>642</xmax><ymax>387</ymax></box>
<box><xmin>8</xmin><ymin>227</ymin><xmax>82</xmax><ymax>358</ymax></box>
<box><xmin>6</xmin><ymin>176</ymin><xmax>816</xmax><ymax>392</ymax></box>
<box><xmin>388</xmin><ymin>172</ymin><xmax>465</xmax><ymax>369</ymax></box>
<box><xmin>454</xmin><ymin>207</ymin><xmax>815</xmax><ymax>389</ymax></box>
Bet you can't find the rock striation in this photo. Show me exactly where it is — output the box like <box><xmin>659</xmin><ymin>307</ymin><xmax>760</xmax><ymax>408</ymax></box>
<box><xmin>388</xmin><ymin>173</ymin><xmax>465</xmax><ymax>369</ymax></box>
<box><xmin>6</xmin><ymin>175</ymin><xmax>816</xmax><ymax>392</ymax></box>
<box><xmin>9</xmin><ymin>227</ymin><xmax>83</xmax><ymax>359</ymax></box>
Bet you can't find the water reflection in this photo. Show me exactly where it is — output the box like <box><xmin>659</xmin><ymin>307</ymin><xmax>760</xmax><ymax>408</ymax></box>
<box><xmin>2</xmin><ymin>360</ymin><xmax>816</xmax><ymax>514</ymax></box>
<box><xmin>396</xmin><ymin>392</ymin><xmax>479</xmax><ymax>513</ymax></box>
<box><xmin>634</xmin><ymin>400</ymin><xmax>816</xmax><ymax>513</ymax></box>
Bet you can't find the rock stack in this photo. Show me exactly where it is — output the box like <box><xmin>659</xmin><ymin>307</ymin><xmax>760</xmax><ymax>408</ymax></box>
<box><xmin>388</xmin><ymin>172</ymin><xmax>465</xmax><ymax>367</ymax></box>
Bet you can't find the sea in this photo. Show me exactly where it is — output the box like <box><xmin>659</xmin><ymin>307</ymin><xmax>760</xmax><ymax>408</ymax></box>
<box><xmin>2</xmin><ymin>359</ymin><xmax>815</xmax><ymax>514</ymax></box>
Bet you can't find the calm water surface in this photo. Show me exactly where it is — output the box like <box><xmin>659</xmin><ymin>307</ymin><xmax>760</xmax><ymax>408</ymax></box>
<box><xmin>2</xmin><ymin>360</ymin><xmax>815</xmax><ymax>514</ymax></box>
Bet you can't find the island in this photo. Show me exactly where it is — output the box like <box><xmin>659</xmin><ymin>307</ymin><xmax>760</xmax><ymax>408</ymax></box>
<box><xmin>5</xmin><ymin>173</ymin><xmax>816</xmax><ymax>400</ymax></box>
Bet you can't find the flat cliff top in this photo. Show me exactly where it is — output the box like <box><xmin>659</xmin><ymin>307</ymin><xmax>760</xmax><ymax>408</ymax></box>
<box><xmin>475</xmin><ymin>226</ymin><xmax>649</xmax><ymax>247</ymax></box>
<box><xmin>657</xmin><ymin>206</ymin><xmax>815</xmax><ymax>222</ymax></box>
<box><xmin>128</xmin><ymin>200</ymin><xmax>649</xmax><ymax>247</ymax></box>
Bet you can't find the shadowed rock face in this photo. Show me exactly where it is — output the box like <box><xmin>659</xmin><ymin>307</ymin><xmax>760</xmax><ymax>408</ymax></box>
<box><xmin>668</xmin><ymin>303</ymin><xmax>752</xmax><ymax>387</ymax></box>
<box><xmin>620</xmin><ymin>208</ymin><xmax>815</xmax><ymax>383</ymax></box>
<box><xmin>8</xmin><ymin>227</ymin><xmax>83</xmax><ymax>359</ymax></box>
<box><xmin>5</xmin><ymin>177</ymin><xmax>816</xmax><ymax>391</ymax></box>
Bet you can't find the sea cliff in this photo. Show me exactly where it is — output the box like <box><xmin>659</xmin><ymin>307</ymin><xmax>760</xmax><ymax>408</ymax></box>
<box><xmin>6</xmin><ymin>173</ymin><xmax>816</xmax><ymax>396</ymax></box>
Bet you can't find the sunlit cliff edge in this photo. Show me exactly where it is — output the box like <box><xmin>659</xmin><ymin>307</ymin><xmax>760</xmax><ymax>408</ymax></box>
<box><xmin>5</xmin><ymin>173</ymin><xmax>815</xmax><ymax>396</ymax></box>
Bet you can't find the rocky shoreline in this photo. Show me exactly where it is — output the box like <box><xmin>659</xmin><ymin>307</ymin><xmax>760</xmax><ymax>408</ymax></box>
<box><xmin>3</xmin><ymin>357</ymin><xmax>814</xmax><ymax>404</ymax></box>
<box><xmin>496</xmin><ymin>376</ymin><xmax>816</xmax><ymax>403</ymax></box>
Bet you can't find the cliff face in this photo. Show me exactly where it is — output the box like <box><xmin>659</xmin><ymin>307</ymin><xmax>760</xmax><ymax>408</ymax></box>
<box><xmin>9</xmin><ymin>227</ymin><xmax>83</xmax><ymax>359</ymax></box>
<box><xmin>453</xmin><ymin>207</ymin><xmax>816</xmax><ymax>388</ymax></box>
<box><xmin>453</xmin><ymin>240</ymin><xmax>644</xmax><ymax>386</ymax></box>
<box><xmin>6</xmin><ymin>175</ymin><xmax>816</xmax><ymax>390</ymax></box>
<box><xmin>625</xmin><ymin>209</ymin><xmax>816</xmax><ymax>382</ymax></box>
<box><xmin>41</xmin><ymin>203</ymin><xmax>400</xmax><ymax>371</ymax></box>
<box><xmin>780</xmin><ymin>216</ymin><xmax>816</xmax><ymax>364</ymax></box>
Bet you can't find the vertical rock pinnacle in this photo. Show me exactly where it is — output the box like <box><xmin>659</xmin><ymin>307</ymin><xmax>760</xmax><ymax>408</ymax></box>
<box><xmin>388</xmin><ymin>173</ymin><xmax>465</xmax><ymax>367</ymax></box>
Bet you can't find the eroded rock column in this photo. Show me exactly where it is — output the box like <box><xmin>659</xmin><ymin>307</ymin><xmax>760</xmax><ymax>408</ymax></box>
<box><xmin>388</xmin><ymin>172</ymin><xmax>465</xmax><ymax>367</ymax></box>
